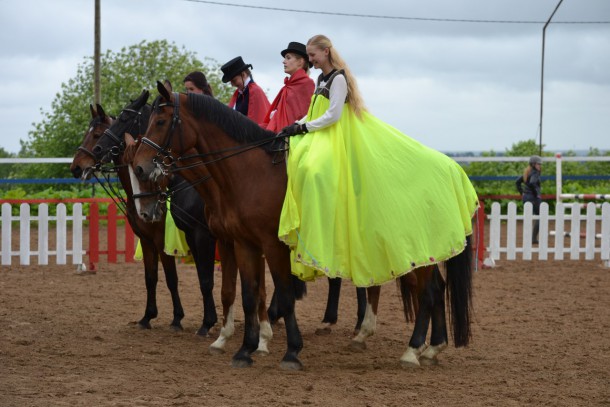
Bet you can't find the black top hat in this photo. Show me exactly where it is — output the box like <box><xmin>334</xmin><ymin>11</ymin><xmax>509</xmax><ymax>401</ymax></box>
<box><xmin>221</xmin><ymin>56</ymin><xmax>253</xmax><ymax>83</ymax></box>
<box><xmin>281</xmin><ymin>42</ymin><xmax>312</xmax><ymax>67</ymax></box>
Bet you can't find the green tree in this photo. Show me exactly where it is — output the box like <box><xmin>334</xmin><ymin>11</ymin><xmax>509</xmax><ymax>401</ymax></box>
<box><xmin>18</xmin><ymin>40</ymin><xmax>232</xmax><ymax>180</ymax></box>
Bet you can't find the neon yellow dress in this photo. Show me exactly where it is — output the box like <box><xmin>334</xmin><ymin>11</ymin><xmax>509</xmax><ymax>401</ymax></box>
<box><xmin>134</xmin><ymin>200</ymin><xmax>190</xmax><ymax>260</ymax></box>
<box><xmin>278</xmin><ymin>91</ymin><xmax>479</xmax><ymax>287</ymax></box>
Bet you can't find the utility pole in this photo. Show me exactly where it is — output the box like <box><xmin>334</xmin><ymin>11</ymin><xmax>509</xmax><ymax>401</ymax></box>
<box><xmin>538</xmin><ymin>0</ymin><xmax>563</xmax><ymax>156</ymax></box>
<box><xmin>94</xmin><ymin>0</ymin><xmax>101</xmax><ymax>105</ymax></box>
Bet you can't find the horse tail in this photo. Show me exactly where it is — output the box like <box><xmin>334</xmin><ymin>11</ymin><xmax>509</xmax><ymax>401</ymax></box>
<box><xmin>445</xmin><ymin>235</ymin><xmax>473</xmax><ymax>347</ymax></box>
<box><xmin>397</xmin><ymin>272</ymin><xmax>417</xmax><ymax>323</ymax></box>
<box><xmin>291</xmin><ymin>274</ymin><xmax>307</xmax><ymax>300</ymax></box>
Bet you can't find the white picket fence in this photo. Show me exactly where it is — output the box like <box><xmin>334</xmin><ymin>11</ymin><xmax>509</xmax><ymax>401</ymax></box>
<box><xmin>487</xmin><ymin>201</ymin><xmax>610</xmax><ymax>266</ymax></box>
<box><xmin>1</xmin><ymin>203</ymin><xmax>86</xmax><ymax>266</ymax></box>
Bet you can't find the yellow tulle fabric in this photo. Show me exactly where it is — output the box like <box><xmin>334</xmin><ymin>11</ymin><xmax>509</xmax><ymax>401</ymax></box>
<box><xmin>278</xmin><ymin>95</ymin><xmax>479</xmax><ymax>287</ymax></box>
<box><xmin>134</xmin><ymin>200</ymin><xmax>190</xmax><ymax>261</ymax></box>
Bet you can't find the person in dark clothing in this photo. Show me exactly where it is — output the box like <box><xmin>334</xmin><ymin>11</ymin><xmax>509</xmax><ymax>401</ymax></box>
<box><xmin>516</xmin><ymin>155</ymin><xmax>543</xmax><ymax>244</ymax></box>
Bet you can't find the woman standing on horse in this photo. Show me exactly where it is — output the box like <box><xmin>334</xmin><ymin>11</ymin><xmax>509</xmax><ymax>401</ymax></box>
<box><xmin>516</xmin><ymin>155</ymin><xmax>543</xmax><ymax>244</ymax></box>
<box><xmin>261</xmin><ymin>42</ymin><xmax>315</xmax><ymax>132</ymax></box>
<box><xmin>221</xmin><ymin>56</ymin><xmax>270</xmax><ymax>124</ymax></box>
<box><xmin>278</xmin><ymin>34</ymin><xmax>478</xmax><ymax>287</ymax></box>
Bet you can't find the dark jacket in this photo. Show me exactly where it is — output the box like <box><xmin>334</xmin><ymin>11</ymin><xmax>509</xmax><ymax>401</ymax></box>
<box><xmin>516</xmin><ymin>168</ymin><xmax>541</xmax><ymax>201</ymax></box>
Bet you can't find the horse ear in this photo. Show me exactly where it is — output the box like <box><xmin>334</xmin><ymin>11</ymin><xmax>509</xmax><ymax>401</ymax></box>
<box><xmin>90</xmin><ymin>104</ymin><xmax>96</xmax><ymax>118</ymax></box>
<box><xmin>157</xmin><ymin>80</ymin><xmax>171</xmax><ymax>101</ymax></box>
<box><xmin>125</xmin><ymin>132</ymin><xmax>135</xmax><ymax>146</ymax></box>
<box><xmin>97</xmin><ymin>104</ymin><xmax>106</xmax><ymax>119</ymax></box>
<box><xmin>163</xmin><ymin>79</ymin><xmax>173</xmax><ymax>92</ymax></box>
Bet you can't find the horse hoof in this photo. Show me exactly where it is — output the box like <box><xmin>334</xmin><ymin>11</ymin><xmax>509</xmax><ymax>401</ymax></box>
<box><xmin>400</xmin><ymin>359</ymin><xmax>422</xmax><ymax>369</ymax></box>
<box><xmin>315</xmin><ymin>325</ymin><xmax>332</xmax><ymax>336</ymax></box>
<box><xmin>349</xmin><ymin>340</ymin><xmax>366</xmax><ymax>352</ymax></box>
<box><xmin>208</xmin><ymin>345</ymin><xmax>225</xmax><ymax>355</ymax></box>
<box><xmin>280</xmin><ymin>359</ymin><xmax>303</xmax><ymax>371</ymax></box>
<box><xmin>196</xmin><ymin>327</ymin><xmax>211</xmax><ymax>337</ymax></box>
<box><xmin>137</xmin><ymin>321</ymin><xmax>152</xmax><ymax>330</ymax></box>
<box><xmin>253</xmin><ymin>349</ymin><xmax>270</xmax><ymax>357</ymax></box>
<box><xmin>231</xmin><ymin>357</ymin><xmax>253</xmax><ymax>368</ymax></box>
<box><xmin>170</xmin><ymin>324</ymin><xmax>183</xmax><ymax>332</ymax></box>
<box><xmin>419</xmin><ymin>356</ymin><xmax>439</xmax><ymax>366</ymax></box>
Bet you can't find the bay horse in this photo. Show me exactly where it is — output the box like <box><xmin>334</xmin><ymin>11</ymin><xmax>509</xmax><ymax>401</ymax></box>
<box><xmin>70</xmin><ymin>91</ymin><xmax>219</xmax><ymax>336</ymax></box>
<box><xmin>87</xmin><ymin>89</ymin><xmax>280</xmax><ymax>355</ymax></box>
<box><xmin>129</xmin><ymin>82</ymin><xmax>474</xmax><ymax>369</ymax></box>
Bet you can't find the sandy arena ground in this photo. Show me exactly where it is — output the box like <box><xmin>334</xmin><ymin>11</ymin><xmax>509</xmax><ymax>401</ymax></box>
<box><xmin>1</xmin><ymin>229</ymin><xmax>609</xmax><ymax>406</ymax></box>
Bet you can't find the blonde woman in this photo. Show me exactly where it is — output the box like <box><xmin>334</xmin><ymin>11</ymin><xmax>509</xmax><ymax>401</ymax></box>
<box><xmin>278</xmin><ymin>34</ymin><xmax>479</xmax><ymax>287</ymax></box>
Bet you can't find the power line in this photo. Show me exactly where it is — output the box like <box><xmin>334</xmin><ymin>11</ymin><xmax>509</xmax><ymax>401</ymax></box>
<box><xmin>182</xmin><ymin>0</ymin><xmax>610</xmax><ymax>24</ymax></box>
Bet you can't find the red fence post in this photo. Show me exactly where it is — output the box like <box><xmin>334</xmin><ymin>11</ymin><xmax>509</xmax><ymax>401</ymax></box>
<box><xmin>88</xmin><ymin>202</ymin><xmax>99</xmax><ymax>271</ymax></box>
<box><xmin>107</xmin><ymin>204</ymin><xmax>117</xmax><ymax>263</ymax></box>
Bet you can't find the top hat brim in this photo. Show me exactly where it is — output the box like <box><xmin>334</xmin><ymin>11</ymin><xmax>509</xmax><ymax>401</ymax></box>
<box><xmin>281</xmin><ymin>48</ymin><xmax>312</xmax><ymax>68</ymax></box>
<box><xmin>221</xmin><ymin>63</ymin><xmax>253</xmax><ymax>83</ymax></box>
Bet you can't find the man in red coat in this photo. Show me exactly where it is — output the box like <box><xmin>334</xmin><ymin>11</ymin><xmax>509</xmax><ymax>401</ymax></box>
<box><xmin>262</xmin><ymin>42</ymin><xmax>315</xmax><ymax>133</ymax></box>
<box><xmin>221</xmin><ymin>56</ymin><xmax>270</xmax><ymax>124</ymax></box>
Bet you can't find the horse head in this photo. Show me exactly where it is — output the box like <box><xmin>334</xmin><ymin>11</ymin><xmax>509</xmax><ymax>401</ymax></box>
<box><xmin>131</xmin><ymin>81</ymin><xmax>193</xmax><ymax>184</ymax></box>
<box><xmin>92</xmin><ymin>89</ymin><xmax>151</xmax><ymax>164</ymax></box>
<box><xmin>70</xmin><ymin>103</ymin><xmax>114</xmax><ymax>180</ymax></box>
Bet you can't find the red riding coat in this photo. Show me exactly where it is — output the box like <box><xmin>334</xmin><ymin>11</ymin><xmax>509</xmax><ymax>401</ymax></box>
<box><xmin>228</xmin><ymin>81</ymin><xmax>270</xmax><ymax>125</ymax></box>
<box><xmin>261</xmin><ymin>69</ymin><xmax>315</xmax><ymax>133</ymax></box>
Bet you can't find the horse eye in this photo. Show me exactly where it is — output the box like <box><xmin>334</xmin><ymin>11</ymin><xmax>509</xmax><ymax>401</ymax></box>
<box><xmin>156</xmin><ymin>119</ymin><xmax>166</xmax><ymax>126</ymax></box>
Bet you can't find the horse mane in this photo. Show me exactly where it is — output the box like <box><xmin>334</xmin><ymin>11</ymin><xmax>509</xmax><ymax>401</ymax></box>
<box><xmin>183</xmin><ymin>93</ymin><xmax>284</xmax><ymax>154</ymax></box>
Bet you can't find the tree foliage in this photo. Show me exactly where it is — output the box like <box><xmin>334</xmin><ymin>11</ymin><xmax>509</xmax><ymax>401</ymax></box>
<box><xmin>18</xmin><ymin>40</ymin><xmax>232</xmax><ymax>179</ymax></box>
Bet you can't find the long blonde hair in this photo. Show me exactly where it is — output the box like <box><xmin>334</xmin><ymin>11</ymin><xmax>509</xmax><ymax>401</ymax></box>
<box><xmin>307</xmin><ymin>34</ymin><xmax>366</xmax><ymax>118</ymax></box>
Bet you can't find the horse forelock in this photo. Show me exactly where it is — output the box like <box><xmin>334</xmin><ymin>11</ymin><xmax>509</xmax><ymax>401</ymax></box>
<box><xmin>186</xmin><ymin>93</ymin><xmax>282</xmax><ymax>154</ymax></box>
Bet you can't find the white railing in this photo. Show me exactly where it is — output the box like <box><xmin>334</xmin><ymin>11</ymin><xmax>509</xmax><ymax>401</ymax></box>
<box><xmin>487</xmin><ymin>201</ymin><xmax>610</xmax><ymax>266</ymax></box>
<box><xmin>1</xmin><ymin>203</ymin><xmax>86</xmax><ymax>266</ymax></box>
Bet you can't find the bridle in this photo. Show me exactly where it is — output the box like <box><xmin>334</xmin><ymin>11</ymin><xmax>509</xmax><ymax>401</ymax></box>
<box><xmin>95</xmin><ymin>107</ymin><xmax>146</xmax><ymax>163</ymax></box>
<box><xmin>76</xmin><ymin>119</ymin><xmax>112</xmax><ymax>160</ymax></box>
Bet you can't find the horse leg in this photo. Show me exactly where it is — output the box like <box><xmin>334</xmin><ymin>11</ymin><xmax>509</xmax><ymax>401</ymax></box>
<box><xmin>267</xmin><ymin>290</ymin><xmax>279</xmax><ymax>325</ymax></box>
<box><xmin>255</xmin><ymin>257</ymin><xmax>272</xmax><ymax>356</ymax></box>
<box><xmin>401</xmin><ymin>266</ymin><xmax>434</xmax><ymax>368</ymax></box>
<box><xmin>354</xmin><ymin>286</ymin><xmax>367</xmax><ymax>335</ymax></box>
<box><xmin>350</xmin><ymin>286</ymin><xmax>380</xmax><ymax>352</ymax></box>
<box><xmin>189</xmin><ymin>232</ymin><xmax>218</xmax><ymax>337</ymax></box>
<box><xmin>317</xmin><ymin>277</ymin><xmax>341</xmax><ymax>335</ymax></box>
<box><xmin>138</xmin><ymin>239</ymin><xmax>160</xmax><ymax>329</ymax></box>
<box><xmin>231</xmin><ymin>243</ymin><xmax>264</xmax><ymax>368</ymax></box>
<box><xmin>263</xmin><ymin>243</ymin><xmax>303</xmax><ymax>370</ymax></box>
<box><xmin>209</xmin><ymin>240</ymin><xmax>237</xmax><ymax>354</ymax></box>
<box><xmin>420</xmin><ymin>266</ymin><xmax>448</xmax><ymax>365</ymax></box>
<box><xmin>158</xmin><ymin>251</ymin><xmax>185</xmax><ymax>331</ymax></box>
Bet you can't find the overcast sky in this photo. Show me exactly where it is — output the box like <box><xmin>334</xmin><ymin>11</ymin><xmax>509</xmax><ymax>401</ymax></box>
<box><xmin>0</xmin><ymin>0</ymin><xmax>608</xmax><ymax>155</ymax></box>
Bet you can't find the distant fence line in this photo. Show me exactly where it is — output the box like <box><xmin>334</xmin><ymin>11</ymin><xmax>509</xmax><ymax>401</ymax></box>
<box><xmin>2</xmin><ymin>156</ymin><xmax>610</xmax><ymax>185</ymax></box>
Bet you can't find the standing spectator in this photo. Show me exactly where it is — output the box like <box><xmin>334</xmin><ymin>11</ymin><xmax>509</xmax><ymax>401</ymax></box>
<box><xmin>516</xmin><ymin>155</ymin><xmax>543</xmax><ymax>244</ymax></box>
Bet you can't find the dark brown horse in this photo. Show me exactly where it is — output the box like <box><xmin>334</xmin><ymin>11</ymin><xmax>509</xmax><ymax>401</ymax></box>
<box><xmin>70</xmin><ymin>92</ymin><xmax>220</xmax><ymax>336</ymax></box>
<box><xmin>129</xmin><ymin>82</ymin><xmax>474</xmax><ymax>369</ymax></box>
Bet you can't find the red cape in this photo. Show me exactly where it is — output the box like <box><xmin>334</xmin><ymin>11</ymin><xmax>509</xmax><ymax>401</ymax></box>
<box><xmin>228</xmin><ymin>81</ymin><xmax>270</xmax><ymax>125</ymax></box>
<box><xmin>261</xmin><ymin>69</ymin><xmax>315</xmax><ymax>133</ymax></box>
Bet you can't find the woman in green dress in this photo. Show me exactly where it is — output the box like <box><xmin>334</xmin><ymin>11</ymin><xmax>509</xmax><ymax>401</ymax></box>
<box><xmin>279</xmin><ymin>34</ymin><xmax>479</xmax><ymax>287</ymax></box>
